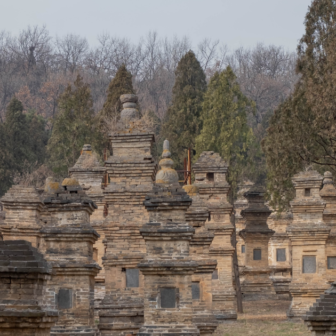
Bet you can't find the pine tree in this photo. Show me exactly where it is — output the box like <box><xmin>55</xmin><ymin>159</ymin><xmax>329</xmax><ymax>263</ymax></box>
<box><xmin>26</xmin><ymin>110</ymin><xmax>49</xmax><ymax>164</ymax></box>
<box><xmin>100</xmin><ymin>64</ymin><xmax>135</xmax><ymax>120</ymax></box>
<box><xmin>262</xmin><ymin>0</ymin><xmax>336</xmax><ymax>211</ymax></box>
<box><xmin>47</xmin><ymin>75</ymin><xmax>100</xmax><ymax>176</ymax></box>
<box><xmin>161</xmin><ymin>50</ymin><xmax>206</xmax><ymax>166</ymax></box>
<box><xmin>196</xmin><ymin>67</ymin><xmax>256</xmax><ymax>195</ymax></box>
<box><xmin>0</xmin><ymin>97</ymin><xmax>31</xmax><ymax>195</ymax></box>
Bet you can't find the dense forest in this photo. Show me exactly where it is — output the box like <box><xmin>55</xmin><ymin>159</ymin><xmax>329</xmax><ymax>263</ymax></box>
<box><xmin>0</xmin><ymin>25</ymin><xmax>299</xmax><ymax>199</ymax></box>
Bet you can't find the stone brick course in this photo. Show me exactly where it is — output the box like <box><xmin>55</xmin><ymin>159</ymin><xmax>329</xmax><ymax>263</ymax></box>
<box><xmin>138</xmin><ymin>140</ymin><xmax>200</xmax><ymax>335</ymax></box>
<box><xmin>98</xmin><ymin>94</ymin><xmax>157</xmax><ymax>335</ymax></box>
<box><xmin>68</xmin><ymin>143</ymin><xmax>107</xmax><ymax>311</ymax></box>
<box><xmin>0</xmin><ymin>239</ymin><xmax>58</xmax><ymax>335</ymax></box>
<box><xmin>193</xmin><ymin>151</ymin><xmax>237</xmax><ymax>321</ymax></box>
<box><xmin>41</xmin><ymin>178</ymin><xmax>100</xmax><ymax>335</ymax></box>
<box><xmin>239</xmin><ymin>186</ymin><xmax>277</xmax><ymax>300</ymax></box>
<box><xmin>287</xmin><ymin>169</ymin><xmax>330</xmax><ymax>319</ymax></box>
<box><xmin>304</xmin><ymin>281</ymin><xmax>336</xmax><ymax>335</ymax></box>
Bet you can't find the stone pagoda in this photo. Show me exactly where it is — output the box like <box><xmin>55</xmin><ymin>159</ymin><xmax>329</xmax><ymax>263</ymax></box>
<box><xmin>0</xmin><ymin>239</ymin><xmax>58</xmax><ymax>336</ymax></box>
<box><xmin>234</xmin><ymin>181</ymin><xmax>254</xmax><ymax>273</ymax></box>
<box><xmin>304</xmin><ymin>281</ymin><xmax>336</xmax><ymax>335</ymax></box>
<box><xmin>1</xmin><ymin>185</ymin><xmax>44</xmax><ymax>248</ymax></box>
<box><xmin>193</xmin><ymin>151</ymin><xmax>237</xmax><ymax>321</ymax></box>
<box><xmin>268</xmin><ymin>209</ymin><xmax>292</xmax><ymax>299</ymax></box>
<box><xmin>320</xmin><ymin>172</ymin><xmax>336</xmax><ymax>287</ymax></box>
<box><xmin>239</xmin><ymin>186</ymin><xmax>277</xmax><ymax>300</ymax></box>
<box><xmin>138</xmin><ymin>139</ymin><xmax>199</xmax><ymax>335</ymax></box>
<box><xmin>68</xmin><ymin>144</ymin><xmax>107</xmax><ymax>308</ymax></box>
<box><xmin>40</xmin><ymin>177</ymin><xmax>100</xmax><ymax>336</ymax></box>
<box><xmin>287</xmin><ymin>169</ymin><xmax>330</xmax><ymax>318</ymax></box>
<box><xmin>184</xmin><ymin>184</ymin><xmax>218</xmax><ymax>335</ymax></box>
<box><xmin>98</xmin><ymin>94</ymin><xmax>157</xmax><ymax>335</ymax></box>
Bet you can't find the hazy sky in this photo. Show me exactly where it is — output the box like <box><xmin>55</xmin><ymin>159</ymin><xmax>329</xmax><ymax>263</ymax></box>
<box><xmin>0</xmin><ymin>0</ymin><xmax>312</xmax><ymax>51</ymax></box>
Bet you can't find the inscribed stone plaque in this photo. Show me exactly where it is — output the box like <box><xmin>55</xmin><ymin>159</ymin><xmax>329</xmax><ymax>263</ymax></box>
<box><xmin>192</xmin><ymin>282</ymin><xmax>200</xmax><ymax>300</ymax></box>
<box><xmin>58</xmin><ymin>289</ymin><xmax>72</xmax><ymax>309</ymax></box>
<box><xmin>241</xmin><ymin>245</ymin><xmax>245</xmax><ymax>253</ymax></box>
<box><xmin>212</xmin><ymin>269</ymin><xmax>218</xmax><ymax>280</ymax></box>
<box><xmin>253</xmin><ymin>249</ymin><xmax>262</xmax><ymax>260</ymax></box>
<box><xmin>126</xmin><ymin>269</ymin><xmax>139</xmax><ymax>288</ymax></box>
<box><xmin>303</xmin><ymin>256</ymin><xmax>316</xmax><ymax>273</ymax></box>
<box><xmin>160</xmin><ymin>288</ymin><xmax>176</xmax><ymax>308</ymax></box>
<box><xmin>276</xmin><ymin>248</ymin><xmax>286</xmax><ymax>262</ymax></box>
<box><xmin>328</xmin><ymin>257</ymin><xmax>336</xmax><ymax>269</ymax></box>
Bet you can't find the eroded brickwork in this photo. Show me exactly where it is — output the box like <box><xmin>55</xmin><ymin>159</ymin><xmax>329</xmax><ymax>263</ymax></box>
<box><xmin>68</xmin><ymin>144</ymin><xmax>107</xmax><ymax>310</ymax></box>
<box><xmin>239</xmin><ymin>186</ymin><xmax>277</xmax><ymax>300</ymax></box>
<box><xmin>40</xmin><ymin>178</ymin><xmax>100</xmax><ymax>335</ymax></box>
<box><xmin>268</xmin><ymin>211</ymin><xmax>292</xmax><ymax>299</ymax></box>
<box><xmin>184</xmin><ymin>184</ymin><xmax>218</xmax><ymax>335</ymax></box>
<box><xmin>287</xmin><ymin>169</ymin><xmax>330</xmax><ymax>318</ymax></box>
<box><xmin>1</xmin><ymin>186</ymin><xmax>44</xmax><ymax>248</ymax></box>
<box><xmin>234</xmin><ymin>181</ymin><xmax>253</xmax><ymax>279</ymax></box>
<box><xmin>304</xmin><ymin>281</ymin><xmax>336</xmax><ymax>335</ymax></box>
<box><xmin>193</xmin><ymin>151</ymin><xmax>237</xmax><ymax>321</ymax></box>
<box><xmin>0</xmin><ymin>239</ymin><xmax>58</xmax><ymax>335</ymax></box>
<box><xmin>98</xmin><ymin>94</ymin><xmax>157</xmax><ymax>335</ymax></box>
<box><xmin>138</xmin><ymin>140</ymin><xmax>199</xmax><ymax>335</ymax></box>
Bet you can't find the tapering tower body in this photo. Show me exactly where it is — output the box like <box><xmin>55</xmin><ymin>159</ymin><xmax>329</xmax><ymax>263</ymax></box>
<box><xmin>239</xmin><ymin>186</ymin><xmax>277</xmax><ymax>299</ymax></box>
<box><xmin>68</xmin><ymin>144</ymin><xmax>107</xmax><ymax>308</ymax></box>
<box><xmin>320</xmin><ymin>172</ymin><xmax>336</xmax><ymax>285</ymax></box>
<box><xmin>138</xmin><ymin>140</ymin><xmax>199</xmax><ymax>335</ymax></box>
<box><xmin>287</xmin><ymin>169</ymin><xmax>330</xmax><ymax>318</ymax></box>
<box><xmin>303</xmin><ymin>172</ymin><xmax>336</xmax><ymax>334</ymax></box>
<box><xmin>268</xmin><ymin>209</ymin><xmax>292</xmax><ymax>299</ymax></box>
<box><xmin>184</xmin><ymin>184</ymin><xmax>218</xmax><ymax>335</ymax></box>
<box><xmin>193</xmin><ymin>151</ymin><xmax>237</xmax><ymax>321</ymax></box>
<box><xmin>40</xmin><ymin>178</ymin><xmax>100</xmax><ymax>336</ymax></box>
<box><xmin>1</xmin><ymin>185</ymin><xmax>45</xmax><ymax>248</ymax></box>
<box><xmin>98</xmin><ymin>94</ymin><xmax>157</xmax><ymax>335</ymax></box>
<box><xmin>234</xmin><ymin>181</ymin><xmax>254</xmax><ymax>272</ymax></box>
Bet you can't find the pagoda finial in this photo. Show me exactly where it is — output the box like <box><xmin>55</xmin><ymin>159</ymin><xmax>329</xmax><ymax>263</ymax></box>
<box><xmin>120</xmin><ymin>94</ymin><xmax>139</xmax><ymax>121</ymax></box>
<box><xmin>155</xmin><ymin>139</ymin><xmax>179</xmax><ymax>184</ymax></box>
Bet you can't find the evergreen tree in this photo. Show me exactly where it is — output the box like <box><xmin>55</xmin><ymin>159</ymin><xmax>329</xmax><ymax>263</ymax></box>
<box><xmin>161</xmin><ymin>50</ymin><xmax>206</xmax><ymax>165</ymax></box>
<box><xmin>100</xmin><ymin>64</ymin><xmax>135</xmax><ymax>120</ymax></box>
<box><xmin>47</xmin><ymin>75</ymin><xmax>100</xmax><ymax>176</ymax></box>
<box><xmin>196</xmin><ymin>67</ymin><xmax>256</xmax><ymax>195</ymax></box>
<box><xmin>0</xmin><ymin>97</ymin><xmax>31</xmax><ymax>195</ymax></box>
<box><xmin>26</xmin><ymin>110</ymin><xmax>49</xmax><ymax>164</ymax></box>
<box><xmin>262</xmin><ymin>0</ymin><xmax>336</xmax><ymax>211</ymax></box>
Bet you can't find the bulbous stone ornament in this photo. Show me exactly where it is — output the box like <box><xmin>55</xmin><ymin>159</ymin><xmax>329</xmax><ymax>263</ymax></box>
<box><xmin>120</xmin><ymin>94</ymin><xmax>139</xmax><ymax>121</ymax></box>
<box><xmin>155</xmin><ymin>139</ymin><xmax>179</xmax><ymax>184</ymax></box>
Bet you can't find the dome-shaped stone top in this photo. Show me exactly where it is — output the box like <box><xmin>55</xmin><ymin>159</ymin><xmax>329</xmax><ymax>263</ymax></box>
<box><xmin>44</xmin><ymin>177</ymin><xmax>60</xmax><ymax>194</ymax></box>
<box><xmin>120</xmin><ymin>94</ymin><xmax>139</xmax><ymax>121</ymax></box>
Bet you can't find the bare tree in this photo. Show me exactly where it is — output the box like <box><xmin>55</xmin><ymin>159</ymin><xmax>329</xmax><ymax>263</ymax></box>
<box><xmin>55</xmin><ymin>34</ymin><xmax>89</xmax><ymax>74</ymax></box>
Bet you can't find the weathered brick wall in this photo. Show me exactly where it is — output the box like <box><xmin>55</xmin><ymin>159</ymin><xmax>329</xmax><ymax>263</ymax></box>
<box><xmin>287</xmin><ymin>169</ymin><xmax>331</xmax><ymax>318</ymax></box>
<box><xmin>239</xmin><ymin>186</ymin><xmax>277</xmax><ymax>301</ymax></box>
<box><xmin>0</xmin><ymin>240</ymin><xmax>58</xmax><ymax>335</ymax></box>
<box><xmin>41</xmin><ymin>179</ymin><xmax>100</xmax><ymax>335</ymax></box>
<box><xmin>193</xmin><ymin>151</ymin><xmax>237</xmax><ymax>321</ymax></box>
<box><xmin>1</xmin><ymin>186</ymin><xmax>44</xmax><ymax>248</ymax></box>
<box><xmin>268</xmin><ymin>216</ymin><xmax>292</xmax><ymax>299</ymax></box>
<box><xmin>98</xmin><ymin>94</ymin><xmax>157</xmax><ymax>336</ymax></box>
<box><xmin>138</xmin><ymin>141</ymin><xmax>200</xmax><ymax>335</ymax></box>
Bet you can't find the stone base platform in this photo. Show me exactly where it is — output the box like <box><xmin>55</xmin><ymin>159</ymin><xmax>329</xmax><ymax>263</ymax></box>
<box><xmin>138</xmin><ymin>325</ymin><xmax>200</xmax><ymax>335</ymax></box>
<box><xmin>50</xmin><ymin>327</ymin><xmax>99</xmax><ymax>336</ymax></box>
